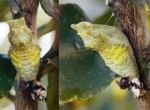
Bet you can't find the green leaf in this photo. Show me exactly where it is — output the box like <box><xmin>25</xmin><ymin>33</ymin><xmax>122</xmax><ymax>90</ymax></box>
<box><xmin>40</xmin><ymin>0</ymin><xmax>57</xmax><ymax>17</ymax></box>
<box><xmin>60</xmin><ymin>49</ymin><xmax>115</xmax><ymax>101</ymax></box>
<box><xmin>59</xmin><ymin>3</ymin><xmax>89</xmax><ymax>52</ymax></box>
<box><xmin>0</xmin><ymin>54</ymin><xmax>16</xmax><ymax>98</ymax></box>
<box><xmin>59</xmin><ymin>4</ymin><xmax>115</xmax><ymax>102</ymax></box>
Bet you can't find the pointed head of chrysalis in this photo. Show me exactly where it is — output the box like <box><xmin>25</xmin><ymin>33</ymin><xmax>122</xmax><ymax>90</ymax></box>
<box><xmin>71</xmin><ymin>21</ymin><xmax>128</xmax><ymax>50</ymax></box>
<box><xmin>71</xmin><ymin>22</ymin><xmax>105</xmax><ymax>49</ymax></box>
<box><xmin>7</xmin><ymin>17</ymin><xmax>33</xmax><ymax>47</ymax></box>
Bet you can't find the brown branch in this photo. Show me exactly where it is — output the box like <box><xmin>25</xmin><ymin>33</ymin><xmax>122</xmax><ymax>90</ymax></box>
<box><xmin>108</xmin><ymin>0</ymin><xmax>150</xmax><ymax>110</ymax></box>
<box><xmin>37</xmin><ymin>58</ymin><xmax>49</xmax><ymax>80</ymax></box>
<box><xmin>138</xmin><ymin>92</ymin><xmax>150</xmax><ymax>110</ymax></box>
<box><xmin>51</xmin><ymin>18</ymin><xmax>59</xmax><ymax>67</ymax></box>
<box><xmin>14</xmin><ymin>88</ymin><xmax>37</xmax><ymax>110</ymax></box>
<box><xmin>16</xmin><ymin>0</ymin><xmax>39</xmax><ymax>37</ymax></box>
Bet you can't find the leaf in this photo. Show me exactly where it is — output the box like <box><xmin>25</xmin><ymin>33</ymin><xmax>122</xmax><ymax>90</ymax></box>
<box><xmin>42</xmin><ymin>47</ymin><xmax>59</xmax><ymax>68</ymax></box>
<box><xmin>59</xmin><ymin>3</ymin><xmax>89</xmax><ymax>52</ymax></box>
<box><xmin>0</xmin><ymin>54</ymin><xmax>16</xmax><ymax>98</ymax></box>
<box><xmin>60</xmin><ymin>50</ymin><xmax>115</xmax><ymax>102</ymax></box>
<box><xmin>40</xmin><ymin>0</ymin><xmax>57</xmax><ymax>17</ymax></box>
<box><xmin>59</xmin><ymin>4</ymin><xmax>115</xmax><ymax>102</ymax></box>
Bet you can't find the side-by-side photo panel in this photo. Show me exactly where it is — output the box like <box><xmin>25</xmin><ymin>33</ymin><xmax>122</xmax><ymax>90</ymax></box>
<box><xmin>0</xmin><ymin>0</ymin><xmax>58</xmax><ymax>110</ymax></box>
<box><xmin>59</xmin><ymin>0</ymin><xmax>149</xmax><ymax>110</ymax></box>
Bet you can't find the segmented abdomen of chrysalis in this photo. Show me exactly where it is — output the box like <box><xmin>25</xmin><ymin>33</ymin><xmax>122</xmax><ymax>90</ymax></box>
<box><xmin>71</xmin><ymin>22</ymin><xmax>139</xmax><ymax>78</ymax></box>
<box><xmin>7</xmin><ymin>18</ymin><xmax>41</xmax><ymax>81</ymax></box>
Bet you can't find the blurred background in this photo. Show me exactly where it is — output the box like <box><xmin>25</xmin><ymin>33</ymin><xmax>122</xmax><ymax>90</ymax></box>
<box><xmin>59</xmin><ymin>0</ymin><xmax>140</xmax><ymax>110</ymax></box>
<box><xmin>0</xmin><ymin>1</ymin><xmax>55</xmax><ymax>110</ymax></box>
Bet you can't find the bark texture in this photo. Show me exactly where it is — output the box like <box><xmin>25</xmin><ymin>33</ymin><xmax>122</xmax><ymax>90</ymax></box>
<box><xmin>138</xmin><ymin>92</ymin><xmax>150</xmax><ymax>110</ymax></box>
<box><xmin>15</xmin><ymin>89</ymin><xmax>37</xmax><ymax>110</ymax></box>
<box><xmin>16</xmin><ymin>0</ymin><xmax>39</xmax><ymax>36</ymax></box>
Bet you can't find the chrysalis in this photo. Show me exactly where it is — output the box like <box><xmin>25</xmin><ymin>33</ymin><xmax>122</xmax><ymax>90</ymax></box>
<box><xmin>7</xmin><ymin>18</ymin><xmax>46</xmax><ymax>100</ymax></box>
<box><xmin>71</xmin><ymin>21</ymin><xmax>138</xmax><ymax>78</ymax></box>
<box><xmin>71</xmin><ymin>21</ymin><xmax>146</xmax><ymax>99</ymax></box>
<box><xmin>7</xmin><ymin>17</ymin><xmax>41</xmax><ymax>81</ymax></box>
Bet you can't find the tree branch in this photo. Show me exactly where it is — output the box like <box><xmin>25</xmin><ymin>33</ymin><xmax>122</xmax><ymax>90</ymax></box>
<box><xmin>16</xmin><ymin>0</ymin><xmax>39</xmax><ymax>37</ymax></box>
<box><xmin>14</xmin><ymin>90</ymin><xmax>37</xmax><ymax>110</ymax></box>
